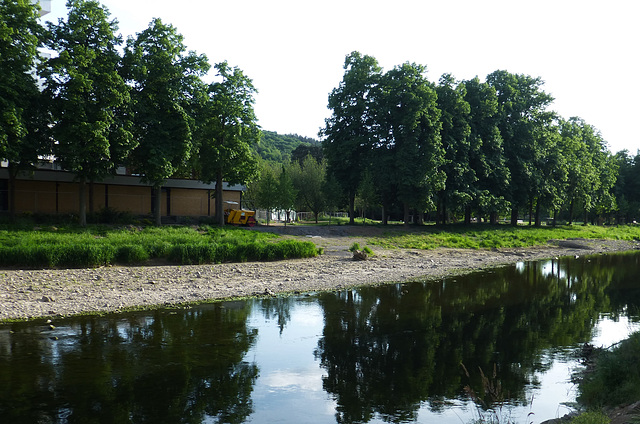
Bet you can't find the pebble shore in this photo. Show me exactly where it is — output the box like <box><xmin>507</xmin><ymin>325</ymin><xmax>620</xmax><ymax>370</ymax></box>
<box><xmin>1</xmin><ymin>237</ymin><xmax>637</xmax><ymax>321</ymax></box>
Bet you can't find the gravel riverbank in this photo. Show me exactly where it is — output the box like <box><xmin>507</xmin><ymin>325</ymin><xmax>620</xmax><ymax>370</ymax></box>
<box><xmin>1</xmin><ymin>227</ymin><xmax>638</xmax><ymax>321</ymax></box>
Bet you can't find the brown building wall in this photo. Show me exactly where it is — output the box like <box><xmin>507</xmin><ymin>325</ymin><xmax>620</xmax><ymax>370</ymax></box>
<box><xmin>6</xmin><ymin>178</ymin><xmax>242</xmax><ymax>217</ymax></box>
<box><xmin>56</xmin><ymin>182</ymin><xmax>79</xmax><ymax>213</ymax></box>
<box><xmin>169</xmin><ymin>188</ymin><xmax>210</xmax><ymax>216</ymax></box>
<box><xmin>14</xmin><ymin>180</ymin><xmax>57</xmax><ymax>214</ymax></box>
<box><xmin>106</xmin><ymin>185</ymin><xmax>151</xmax><ymax>215</ymax></box>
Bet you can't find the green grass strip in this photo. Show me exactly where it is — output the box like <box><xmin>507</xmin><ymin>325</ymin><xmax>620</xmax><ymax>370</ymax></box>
<box><xmin>0</xmin><ymin>225</ymin><xmax>316</xmax><ymax>268</ymax></box>
<box><xmin>368</xmin><ymin>224</ymin><xmax>640</xmax><ymax>250</ymax></box>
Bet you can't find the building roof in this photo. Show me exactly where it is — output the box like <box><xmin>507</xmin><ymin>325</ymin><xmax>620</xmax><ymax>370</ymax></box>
<box><xmin>0</xmin><ymin>168</ymin><xmax>245</xmax><ymax>192</ymax></box>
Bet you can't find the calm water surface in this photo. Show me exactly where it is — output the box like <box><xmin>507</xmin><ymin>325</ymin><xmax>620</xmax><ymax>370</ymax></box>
<box><xmin>2</xmin><ymin>252</ymin><xmax>640</xmax><ymax>423</ymax></box>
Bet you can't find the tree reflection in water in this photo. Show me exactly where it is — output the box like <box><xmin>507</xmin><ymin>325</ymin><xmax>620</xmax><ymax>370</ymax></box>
<box><xmin>0</xmin><ymin>303</ymin><xmax>258</xmax><ymax>423</ymax></box>
<box><xmin>315</xmin><ymin>253</ymin><xmax>640</xmax><ymax>423</ymax></box>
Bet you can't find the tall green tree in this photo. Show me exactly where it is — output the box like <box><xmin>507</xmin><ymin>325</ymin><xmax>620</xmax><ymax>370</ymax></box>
<box><xmin>590</xmin><ymin>145</ymin><xmax>618</xmax><ymax>224</ymax></box>
<box><xmin>250</xmin><ymin>162</ymin><xmax>279</xmax><ymax>225</ymax></box>
<box><xmin>276</xmin><ymin>164</ymin><xmax>296</xmax><ymax>225</ymax></box>
<box><xmin>486</xmin><ymin>70</ymin><xmax>555</xmax><ymax>226</ymax></box>
<box><xmin>123</xmin><ymin>18</ymin><xmax>209</xmax><ymax>225</ymax></box>
<box><xmin>290</xmin><ymin>143</ymin><xmax>323</xmax><ymax>166</ymax></box>
<box><xmin>463</xmin><ymin>77</ymin><xmax>509</xmax><ymax>224</ymax></box>
<box><xmin>322</xmin><ymin>172</ymin><xmax>344</xmax><ymax>224</ymax></box>
<box><xmin>43</xmin><ymin>0</ymin><xmax>134</xmax><ymax>226</ymax></box>
<box><xmin>290</xmin><ymin>155</ymin><xmax>327</xmax><ymax>223</ymax></box>
<box><xmin>0</xmin><ymin>0</ymin><xmax>49</xmax><ymax>220</ymax></box>
<box><xmin>435</xmin><ymin>74</ymin><xmax>473</xmax><ymax>224</ymax></box>
<box><xmin>321</xmin><ymin>51</ymin><xmax>382</xmax><ymax>225</ymax></box>
<box><xmin>560</xmin><ymin>117</ymin><xmax>616</xmax><ymax>224</ymax></box>
<box><xmin>613</xmin><ymin>150</ymin><xmax>640</xmax><ymax>223</ymax></box>
<box><xmin>355</xmin><ymin>168</ymin><xmax>379</xmax><ymax>224</ymax></box>
<box><xmin>376</xmin><ymin>62</ymin><xmax>444</xmax><ymax>225</ymax></box>
<box><xmin>196</xmin><ymin>61</ymin><xmax>259</xmax><ymax>226</ymax></box>
<box><xmin>559</xmin><ymin>117</ymin><xmax>599</xmax><ymax>224</ymax></box>
<box><xmin>531</xmin><ymin>118</ymin><xmax>566</xmax><ymax>226</ymax></box>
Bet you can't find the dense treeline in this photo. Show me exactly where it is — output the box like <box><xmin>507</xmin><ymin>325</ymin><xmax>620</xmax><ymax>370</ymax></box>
<box><xmin>321</xmin><ymin>52</ymin><xmax>639</xmax><ymax>226</ymax></box>
<box><xmin>1</xmin><ymin>0</ymin><xmax>261</xmax><ymax>226</ymax></box>
<box><xmin>256</xmin><ymin>131</ymin><xmax>320</xmax><ymax>163</ymax></box>
<box><xmin>3</xmin><ymin>2</ymin><xmax>638</xmax><ymax>228</ymax></box>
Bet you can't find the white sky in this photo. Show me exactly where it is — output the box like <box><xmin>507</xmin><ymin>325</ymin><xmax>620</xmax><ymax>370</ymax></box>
<box><xmin>44</xmin><ymin>0</ymin><xmax>639</xmax><ymax>154</ymax></box>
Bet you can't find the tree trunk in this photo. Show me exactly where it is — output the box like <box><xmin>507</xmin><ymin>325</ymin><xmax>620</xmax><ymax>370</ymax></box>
<box><xmin>568</xmin><ymin>200</ymin><xmax>574</xmax><ymax>225</ymax></box>
<box><xmin>442</xmin><ymin>196</ymin><xmax>448</xmax><ymax>225</ymax></box>
<box><xmin>216</xmin><ymin>169</ymin><xmax>225</xmax><ymax>226</ymax></box>
<box><xmin>348</xmin><ymin>191</ymin><xmax>355</xmax><ymax>225</ymax></box>
<box><xmin>79</xmin><ymin>178</ymin><xmax>87</xmax><ymax>227</ymax></box>
<box><xmin>382</xmin><ymin>204</ymin><xmax>388</xmax><ymax>225</ymax></box>
<box><xmin>403</xmin><ymin>201</ymin><xmax>410</xmax><ymax>226</ymax></box>
<box><xmin>490</xmin><ymin>211</ymin><xmax>498</xmax><ymax>225</ymax></box>
<box><xmin>534</xmin><ymin>200</ymin><xmax>541</xmax><ymax>227</ymax></box>
<box><xmin>8</xmin><ymin>166</ymin><xmax>17</xmax><ymax>223</ymax></box>
<box><xmin>89</xmin><ymin>181</ymin><xmax>95</xmax><ymax>214</ymax></box>
<box><xmin>553</xmin><ymin>209</ymin><xmax>557</xmax><ymax>227</ymax></box>
<box><xmin>510</xmin><ymin>207</ymin><xmax>519</xmax><ymax>226</ymax></box>
<box><xmin>528</xmin><ymin>198</ymin><xmax>533</xmax><ymax>226</ymax></box>
<box><xmin>464</xmin><ymin>205</ymin><xmax>471</xmax><ymax>225</ymax></box>
<box><xmin>153</xmin><ymin>185</ymin><xmax>162</xmax><ymax>226</ymax></box>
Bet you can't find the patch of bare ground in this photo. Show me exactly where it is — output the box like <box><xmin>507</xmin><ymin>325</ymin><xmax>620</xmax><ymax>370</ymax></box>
<box><xmin>0</xmin><ymin>225</ymin><xmax>638</xmax><ymax>322</ymax></box>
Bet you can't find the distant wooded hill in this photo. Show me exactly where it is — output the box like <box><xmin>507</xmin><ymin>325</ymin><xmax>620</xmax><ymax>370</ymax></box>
<box><xmin>256</xmin><ymin>131</ymin><xmax>321</xmax><ymax>163</ymax></box>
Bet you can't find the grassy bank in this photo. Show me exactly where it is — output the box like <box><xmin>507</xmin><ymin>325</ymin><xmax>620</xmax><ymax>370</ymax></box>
<box><xmin>465</xmin><ymin>329</ymin><xmax>640</xmax><ymax>424</ymax></box>
<box><xmin>578</xmin><ymin>331</ymin><xmax>640</xmax><ymax>409</ymax></box>
<box><xmin>367</xmin><ymin>224</ymin><xmax>640</xmax><ymax>250</ymax></box>
<box><xmin>1</xmin><ymin>222</ymin><xmax>638</xmax><ymax>269</ymax></box>
<box><xmin>0</xmin><ymin>225</ymin><xmax>319</xmax><ymax>268</ymax></box>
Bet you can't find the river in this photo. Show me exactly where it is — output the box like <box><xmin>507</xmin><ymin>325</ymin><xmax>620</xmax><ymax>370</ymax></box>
<box><xmin>1</xmin><ymin>252</ymin><xmax>639</xmax><ymax>423</ymax></box>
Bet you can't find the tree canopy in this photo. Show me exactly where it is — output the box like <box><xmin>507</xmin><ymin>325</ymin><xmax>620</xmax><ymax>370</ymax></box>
<box><xmin>321</xmin><ymin>52</ymin><xmax>625</xmax><ymax>226</ymax></box>
<box><xmin>0</xmin><ymin>0</ymin><xmax>49</xmax><ymax>220</ymax></box>
<box><xmin>321</xmin><ymin>51</ymin><xmax>383</xmax><ymax>224</ymax></box>
<box><xmin>196</xmin><ymin>61</ymin><xmax>260</xmax><ymax>226</ymax></box>
<box><xmin>122</xmin><ymin>17</ymin><xmax>209</xmax><ymax>225</ymax></box>
<box><xmin>43</xmin><ymin>0</ymin><xmax>135</xmax><ymax>226</ymax></box>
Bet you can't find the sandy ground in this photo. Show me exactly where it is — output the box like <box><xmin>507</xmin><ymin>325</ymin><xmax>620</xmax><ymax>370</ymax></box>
<box><xmin>1</xmin><ymin>225</ymin><xmax>639</xmax><ymax>321</ymax></box>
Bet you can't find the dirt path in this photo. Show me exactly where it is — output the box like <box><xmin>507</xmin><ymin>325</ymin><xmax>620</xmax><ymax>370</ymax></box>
<box><xmin>1</xmin><ymin>226</ymin><xmax>638</xmax><ymax>321</ymax></box>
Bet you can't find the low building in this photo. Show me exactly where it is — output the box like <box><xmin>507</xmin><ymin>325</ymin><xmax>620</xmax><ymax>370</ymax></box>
<box><xmin>2</xmin><ymin>1</ymin><xmax>244</xmax><ymax>221</ymax></box>
<box><xmin>0</xmin><ymin>167</ymin><xmax>244</xmax><ymax>219</ymax></box>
